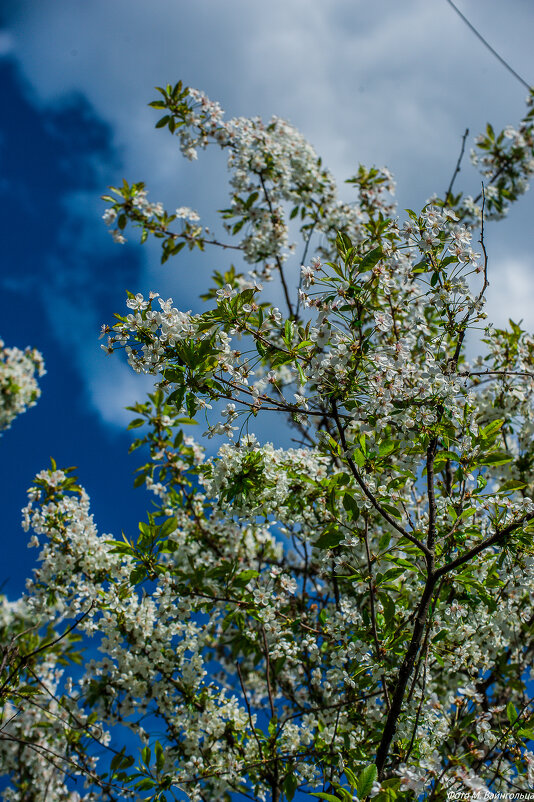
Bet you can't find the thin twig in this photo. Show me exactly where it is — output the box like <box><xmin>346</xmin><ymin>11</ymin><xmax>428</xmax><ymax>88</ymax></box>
<box><xmin>237</xmin><ymin>662</ymin><xmax>264</xmax><ymax>759</ymax></box>
<box><xmin>478</xmin><ymin>184</ymin><xmax>490</xmax><ymax>302</ymax></box>
<box><xmin>261</xmin><ymin>626</ymin><xmax>276</xmax><ymax>720</ymax></box>
<box><xmin>296</xmin><ymin>219</ymin><xmax>318</xmax><ymax>318</ymax></box>
<box><xmin>258</xmin><ymin>173</ymin><xmax>295</xmax><ymax>319</ymax></box>
<box><xmin>0</xmin><ymin>731</ymin><xmax>119</xmax><ymax>796</ymax></box>
<box><xmin>444</xmin><ymin>128</ymin><xmax>469</xmax><ymax>204</ymax></box>
<box><xmin>426</xmin><ymin>438</ymin><xmax>439</xmax><ymax>553</ymax></box>
<box><xmin>0</xmin><ymin>604</ymin><xmax>94</xmax><ymax>698</ymax></box>
<box><xmin>404</xmin><ymin>635</ymin><xmax>430</xmax><ymax>763</ymax></box>
<box><xmin>331</xmin><ymin>399</ymin><xmax>431</xmax><ymax>558</ymax></box>
<box><xmin>462</xmin><ymin>370</ymin><xmax>534</xmax><ymax>378</ymax></box>
<box><xmin>24</xmin><ymin>664</ymin><xmax>121</xmax><ymax>757</ymax></box>
<box><xmin>362</xmin><ymin>516</ymin><xmax>391</xmax><ymax>711</ymax></box>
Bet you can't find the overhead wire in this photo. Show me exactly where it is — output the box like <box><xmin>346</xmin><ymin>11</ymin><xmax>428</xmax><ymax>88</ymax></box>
<box><xmin>443</xmin><ymin>0</ymin><xmax>532</xmax><ymax>91</ymax></box>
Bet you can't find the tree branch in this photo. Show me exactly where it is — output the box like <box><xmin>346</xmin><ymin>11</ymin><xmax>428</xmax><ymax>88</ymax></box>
<box><xmin>258</xmin><ymin>172</ymin><xmax>296</xmax><ymax>319</ymax></box>
<box><xmin>363</xmin><ymin>516</ymin><xmax>391</xmax><ymax>712</ymax></box>
<box><xmin>331</xmin><ymin>400</ymin><xmax>431</xmax><ymax>558</ymax></box>
<box><xmin>374</xmin><ymin>575</ymin><xmax>437</xmax><ymax>778</ymax></box>
<box><xmin>435</xmin><ymin>512</ymin><xmax>534</xmax><ymax>580</ymax></box>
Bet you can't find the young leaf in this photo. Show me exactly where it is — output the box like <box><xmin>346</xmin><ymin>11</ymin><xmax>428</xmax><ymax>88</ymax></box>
<box><xmin>507</xmin><ymin>701</ymin><xmax>518</xmax><ymax>727</ymax></box>
<box><xmin>357</xmin><ymin>764</ymin><xmax>378</xmax><ymax>799</ymax></box>
<box><xmin>284</xmin><ymin>773</ymin><xmax>299</xmax><ymax>801</ymax></box>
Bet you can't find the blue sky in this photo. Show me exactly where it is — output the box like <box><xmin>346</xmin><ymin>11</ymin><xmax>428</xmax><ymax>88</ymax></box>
<box><xmin>1</xmin><ymin>0</ymin><xmax>534</xmax><ymax>599</ymax></box>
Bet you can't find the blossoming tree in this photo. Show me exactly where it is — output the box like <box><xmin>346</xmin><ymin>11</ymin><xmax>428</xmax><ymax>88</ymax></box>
<box><xmin>3</xmin><ymin>81</ymin><xmax>534</xmax><ymax>801</ymax></box>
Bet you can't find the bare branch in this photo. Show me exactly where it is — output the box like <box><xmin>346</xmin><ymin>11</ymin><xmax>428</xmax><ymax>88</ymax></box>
<box><xmin>258</xmin><ymin>172</ymin><xmax>296</xmax><ymax>319</ymax></box>
<box><xmin>444</xmin><ymin>128</ymin><xmax>469</xmax><ymax>204</ymax></box>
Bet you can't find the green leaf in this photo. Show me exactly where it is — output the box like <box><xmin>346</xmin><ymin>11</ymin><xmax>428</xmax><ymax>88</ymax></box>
<box><xmin>380</xmin><ymin>502</ymin><xmax>402</xmax><ymax>520</ymax></box>
<box><xmin>296</xmin><ymin>361</ymin><xmax>307</xmax><ymax>385</ymax></box>
<box><xmin>108</xmin><ymin>542</ymin><xmax>134</xmax><ymax>556</ymax></box>
<box><xmin>127</xmin><ymin>418</ymin><xmax>146</xmax><ymax>430</ymax></box>
<box><xmin>496</xmin><ymin>479</ymin><xmax>527</xmax><ymax>494</ymax></box>
<box><xmin>284</xmin><ymin>319</ymin><xmax>294</xmax><ymax>343</ymax></box>
<box><xmin>171</xmin><ymin>240</ymin><xmax>186</xmax><ymax>256</ymax></box>
<box><xmin>323</xmin><ymin>434</ymin><xmax>342</xmax><ymax>456</ymax></box>
<box><xmin>234</xmin><ymin>569</ymin><xmax>259</xmax><ymax>585</ymax></box>
<box><xmin>155</xmin><ymin>741</ymin><xmax>165</xmax><ymax>772</ymax></box>
<box><xmin>458</xmin><ymin>507</ymin><xmax>476</xmax><ymax>521</ymax></box>
<box><xmin>160</xmin><ymin>518</ymin><xmax>178</xmax><ymax>538</ymax></box>
<box><xmin>382</xmin><ymin>594</ymin><xmax>395</xmax><ymax>625</ymax></box>
<box><xmin>378</xmin><ymin>532</ymin><xmax>391</xmax><ymax>551</ymax></box>
<box><xmin>336</xmin><ymin>231</ymin><xmax>353</xmax><ymax>257</ymax></box>
<box><xmin>284</xmin><ymin>773</ymin><xmax>299</xmax><ymax>801</ymax></box>
<box><xmin>110</xmin><ymin>748</ymin><xmax>134</xmax><ymax>772</ymax></box>
<box><xmin>155</xmin><ymin>115</ymin><xmax>171</xmax><ymax>129</ymax></box>
<box><xmin>507</xmin><ymin>701</ymin><xmax>518</xmax><ymax>727</ymax></box>
<box><xmin>352</xmin><ymin>449</ymin><xmax>366</xmax><ymax>467</ymax></box>
<box><xmin>344</xmin><ymin>767</ymin><xmax>358</xmax><ymax>789</ymax></box>
<box><xmin>357</xmin><ymin>764</ymin><xmax>378</xmax><ymax>799</ymax></box>
<box><xmin>343</xmin><ymin>492</ymin><xmax>360</xmax><ymax>521</ymax></box>
<box><xmin>359</xmin><ymin>246</ymin><xmax>383</xmax><ymax>272</ymax></box>
<box><xmin>378</xmin><ymin>440</ymin><xmax>396</xmax><ymax>457</ymax></box>
<box><xmin>476</xmin><ymin>474</ymin><xmax>488</xmax><ymax>492</ymax></box>
<box><xmin>433</xmin><ymin>450</ymin><xmax>458</xmax><ymax>465</ymax></box>
<box><xmin>315</xmin><ymin>529</ymin><xmax>343</xmax><ymax>549</ymax></box>
<box><xmin>167</xmin><ymin>387</ymin><xmax>185</xmax><ymax>409</ymax></box>
<box><xmin>479</xmin><ymin>419</ymin><xmax>504</xmax><ymax>439</ymax></box>
<box><xmin>390</xmin><ymin>557</ymin><xmax>415</xmax><ymax>571</ymax></box>
<box><xmin>477</xmin><ymin>451</ymin><xmax>512</xmax><ymax>466</ymax></box>
<box><xmin>411</xmin><ymin>259</ymin><xmax>428</xmax><ymax>274</ymax></box>
<box><xmin>133</xmin><ymin>473</ymin><xmax>147</xmax><ymax>489</ymax></box>
<box><xmin>130</xmin><ymin>566</ymin><xmax>145</xmax><ymax>584</ymax></box>
<box><xmin>135</xmin><ymin>778</ymin><xmax>156</xmax><ymax>791</ymax></box>
<box><xmin>375</xmin><ymin>778</ymin><xmax>400</xmax><ymax>802</ymax></box>
<box><xmin>141</xmin><ymin>746</ymin><xmax>151</xmax><ymax>766</ymax></box>
<box><xmin>310</xmin><ymin>794</ymin><xmax>343</xmax><ymax>802</ymax></box>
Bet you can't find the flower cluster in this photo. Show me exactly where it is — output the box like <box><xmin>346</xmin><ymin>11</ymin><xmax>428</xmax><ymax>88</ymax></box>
<box><xmin>104</xmin><ymin>83</ymin><xmax>397</xmax><ymax>272</ymax></box>
<box><xmin>0</xmin><ymin>594</ymin><xmax>105</xmax><ymax>801</ymax></box>
<box><xmin>411</xmin><ymin>93</ymin><xmax>534</xmax><ymax>229</ymax></box>
<box><xmin>467</xmin><ymin>96</ymin><xmax>534</xmax><ymax>220</ymax></box>
<box><xmin>0</xmin><ymin>338</ymin><xmax>45</xmax><ymax>433</ymax></box>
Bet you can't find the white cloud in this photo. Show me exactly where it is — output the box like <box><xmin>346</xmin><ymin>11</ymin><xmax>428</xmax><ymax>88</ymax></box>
<box><xmin>39</xmin><ymin>286</ymin><xmax>157</xmax><ymax>427</ymax></box>
<box><xmin>86</xmin><ymin>356</ymin><xmax>157</xmax><ymax>428</ymax></box>
<box><xmin>0</xmin><ymin>30</ymin><xmax>14</xmax><ymax>56</ymax></box>
<box><xmin>485</xmin><ymin>255</ymin><xmax>534</xmax><ymax>330</ymax></box>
